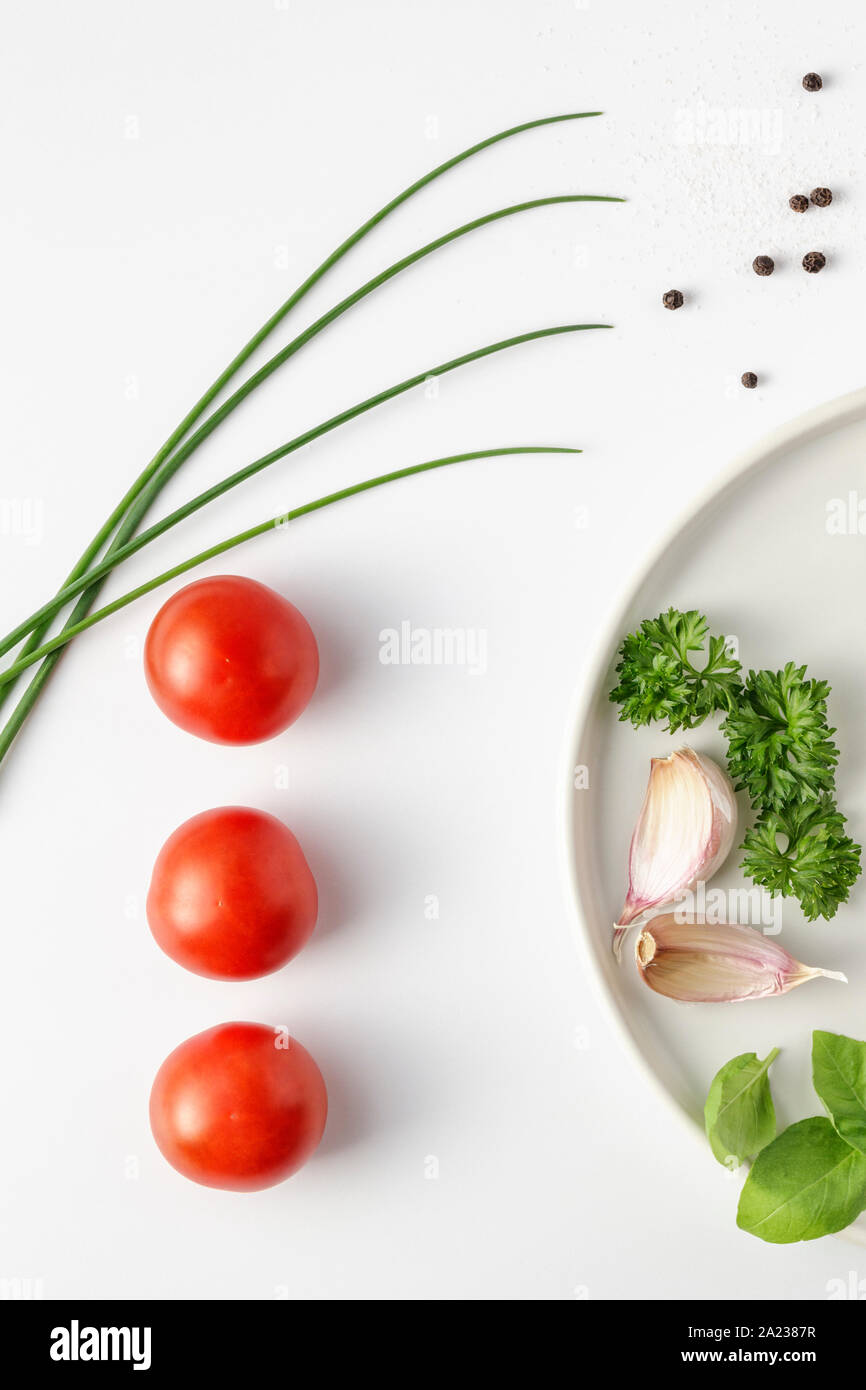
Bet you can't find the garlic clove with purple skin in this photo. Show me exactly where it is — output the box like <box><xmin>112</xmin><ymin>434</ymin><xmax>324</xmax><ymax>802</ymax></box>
<box><xmin>613</xmin><ymin>748</ymin><xmax>737</xmax><ymax>959</ymax></box>
<box><xmin>635</xmin><ymin>914</ymin><xmax>847</xmax><ymax>1003</ymax></box>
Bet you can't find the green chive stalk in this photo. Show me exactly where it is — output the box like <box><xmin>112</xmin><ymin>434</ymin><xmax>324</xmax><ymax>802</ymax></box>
<box><xmin>0</xmin><ymin>448</ymin><xmax>578</xmax><ymax>688</ymax></box>
<box><xmin>0</xmin><ymin>324</ymin><xmax>608</xmax><ymax>656</ymax></box>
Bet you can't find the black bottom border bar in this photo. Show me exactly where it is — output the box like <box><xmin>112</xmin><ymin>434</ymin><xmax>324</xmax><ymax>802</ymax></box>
<box><xmin>1</xmin><ymin>1297</ymin><xmax>859</xmax><ymax>1374</ymax></box>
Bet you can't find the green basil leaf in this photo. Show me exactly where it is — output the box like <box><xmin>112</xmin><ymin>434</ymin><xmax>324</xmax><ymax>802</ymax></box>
<box><xmin>737</xmin><ymin>1117</ymin><xmax>866</xmax><ymax>1243</ymax></box>
<box><xmin>812</xmin><ymin>1030</ymin><xmax>866</xmax><ymax>1155</ymax></box>
<box><xmin>704</xmin><ymin>1048</ymin><xmax>779</xmax><ymax>1168</ymax></box>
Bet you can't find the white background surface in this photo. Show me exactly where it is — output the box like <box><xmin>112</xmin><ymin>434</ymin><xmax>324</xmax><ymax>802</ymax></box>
<box><xmin>1</xmin><ymin>0</ymin><xmax>865</xmax><ymax>1300</ymax></box>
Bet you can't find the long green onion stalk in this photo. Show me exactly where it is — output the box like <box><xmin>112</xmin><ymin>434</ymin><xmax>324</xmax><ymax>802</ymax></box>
<box><xmin>0</xmin><ymin>111</ymin><xmax>617</xmax><ymax>765</ymax></box>
<box><xmin>0</xmin><ymin>448</ymin><xmax>578</xmax><ymax>687</ymax></box>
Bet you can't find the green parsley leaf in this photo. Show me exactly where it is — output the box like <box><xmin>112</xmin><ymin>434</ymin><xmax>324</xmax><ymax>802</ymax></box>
<box><xmin>722</xmin><ymin>662</ymin><xmax>839</xmax><ymax>809</ymax></box>
<box><xmin>741</xmin><ymin>797</ymin><xmax>861</xmax><ymax>921</ymax></box>
<box><xmin>609</xmin><ymin>608</ymin><xmax>742</xmax><ymax>733</ymax></box>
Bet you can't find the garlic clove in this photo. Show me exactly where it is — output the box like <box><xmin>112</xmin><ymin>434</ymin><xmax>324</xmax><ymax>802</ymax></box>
<box><xmin>613</xmin><ymin>748</ymin><xmax>737</xmax><ymax>959</ymax></box>
<box><xmin>635</xmin><ymin>914</ymin><xmax>847</xmax><ymax>1003</ymax></box>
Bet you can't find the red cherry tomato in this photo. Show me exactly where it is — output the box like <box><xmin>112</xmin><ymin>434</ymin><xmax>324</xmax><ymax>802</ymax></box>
<box><xmin>149</xmin><ymin>1022</ymin><xmax>328</xmax><ymax>1191</ymax></box>
<box><xmin>146</xmin><ymin>806</ymin><xmax>318</xmax><ymax>980</ymax></box>
<box><xmin>144</xmin><ymin>575</ymin><xmax>319</xmax><ymax>744</ymax></box>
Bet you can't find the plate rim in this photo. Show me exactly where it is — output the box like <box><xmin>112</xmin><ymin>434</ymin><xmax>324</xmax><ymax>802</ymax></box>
<box><xmin>557</xmin><ymin>382</ymin><xmax>866</xmax><ymax>1167</ymax></box>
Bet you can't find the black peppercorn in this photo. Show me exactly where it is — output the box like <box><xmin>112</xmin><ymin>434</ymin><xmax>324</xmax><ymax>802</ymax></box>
<box><xmin>802</xmin><ymin>251</ymin><xmax>826</xmax><ymax>273</ymax></box>
<box><xmin>789</xmin><ymin>194</ymin><xmax>809</xmax><ymax>213</ymax></box>
<box><xmin>741</xmin><ymin>372</ymin><xmax>758</xmax><ymax>389</ymax></box>
<box><xmin>802</xmin><ymin>72</ymin><xmax>823</xmax><ymax>91</ymax></box>
<box><xmin>752</xmin><ymin>255</ymin><xmax>775</xmax><ymax>276</ymax></box>
<box><xmin>662</xmin><ymin>289</ymin><xmax>684</xmax><ymax>310</ymax></box>
<box><xmin>810</xmin><ymin>186</ymin><xmax>833</xmax><ymax>207</ymax></box>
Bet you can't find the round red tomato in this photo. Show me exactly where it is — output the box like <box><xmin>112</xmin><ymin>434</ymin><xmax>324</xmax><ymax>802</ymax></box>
<box><xmin>146</xmin><ymin>806</ymin><xmax>318</xmax><ymax>980</ymax></box>
<box><xmin>150</xmin><ymin>1022</ymin><xmax>328</xmax><ymax>1191</ymax></box>
<box><xmin>144</xmin><ymin>575</ymin><xmax>319</xmax><ymax>744</ymax></box>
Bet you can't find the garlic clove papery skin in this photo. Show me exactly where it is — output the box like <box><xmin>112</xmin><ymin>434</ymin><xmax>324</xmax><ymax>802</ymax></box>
<box><xmin>613</xmin><ymin>748</ymin><xmax>738</xmax><ymax>959</ymax></box>
<box><xmin>634</xmin><ymin>914</ymin><xmax>847</xmax><ymax>1003</ymax></box>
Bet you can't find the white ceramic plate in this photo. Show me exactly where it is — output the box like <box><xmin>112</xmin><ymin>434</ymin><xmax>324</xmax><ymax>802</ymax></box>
<box><xmin>560</xmin><ymin>385</ymin><xmax>866</xmax><ymax>1243</ymax></box>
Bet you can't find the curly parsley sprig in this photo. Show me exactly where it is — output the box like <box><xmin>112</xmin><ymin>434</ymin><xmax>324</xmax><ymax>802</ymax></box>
<box><xmin>742</xmin><ymin>798</ymin><xmax>861</xmax><ymax>922</ymax></box>
<box><xmin>721</xmin><ymin>663</ymin><xmax>839</xmax><ymax>811</ymax></box>
<box><xmin>609</xmin><ymin>608</ymin><xmax>742</xmax><ymax>734</ymax></box>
